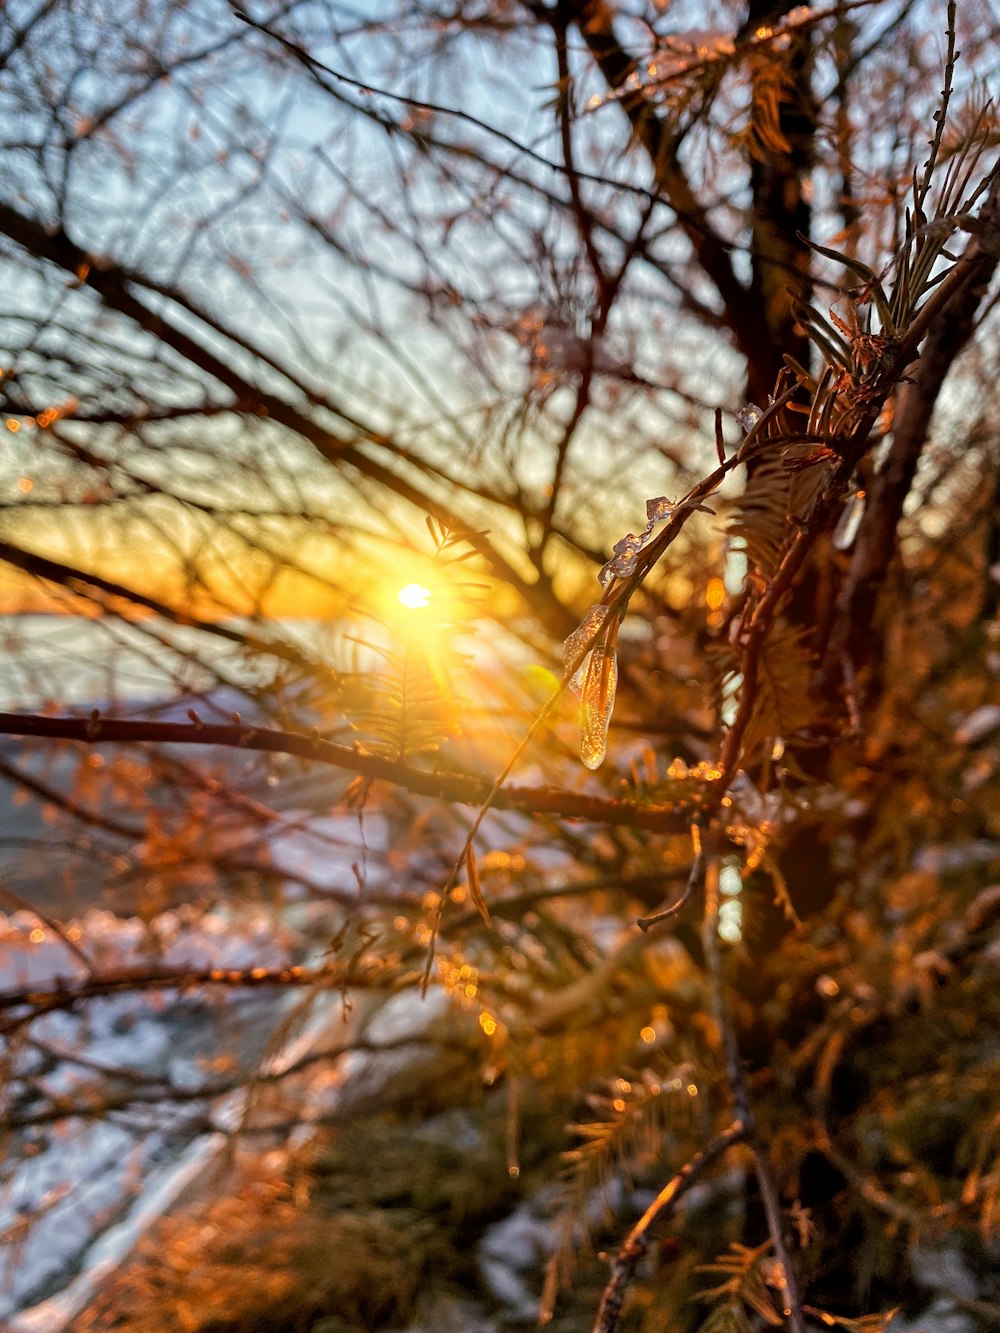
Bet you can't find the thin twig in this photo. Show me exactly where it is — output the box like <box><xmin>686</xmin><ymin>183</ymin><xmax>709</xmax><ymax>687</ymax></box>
<box><xmin>0</xmin><ymin>880</ymin><xmax>97</xmax><ymax>975</ymax></box>
<box><xmin>232</xmin><ymin>6</ymin><xmax>664</xmax><ymax>208</ymax></box>
<box><xmin>751</xmin><ymin>1142</ymin><xmax>806</xmax><ymax>1329</ymax></box>
<box><xmin>591</xmin><ymin>1120</ymin><xmax>747</xmax><ymax>1333</ymax></box>
<box><xmin>636</xmin><ymin>823</ymin><xmax>704</xmax><ymax>930</ymax></box>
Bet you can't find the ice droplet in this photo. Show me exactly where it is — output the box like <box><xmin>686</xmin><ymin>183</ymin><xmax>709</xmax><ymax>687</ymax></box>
<box><xmin>613</xmin><ymin>532</ymin><xmax>644</xmax><ymax>560</ymax></box>
<box><xmin>599</xmin><ymin>532</ymin><xmax>645</xmax><ymax>586</ymax></box>
<box><xmin>562</xmin><ymin>604</ymin><xmax>610</xmax><ymax>696</ymax></box>
<box><xmin>598</xmin><ymin>499</ymin><xmax>680</xmax><ymax>590</ymax></box>
<box><xmin>737</xmin><ymin>402</ymin><xmax>763</xmax><ymax>434</ymax></box>
<box><xmin>580</xmin><ymin>644</ymin><xmax>617</xmax><ymax>769</ymax></box>
<box><xmin>645</xmin><ymin>495</ymin><xmax>675</xmax><ymax>525</ymax></box>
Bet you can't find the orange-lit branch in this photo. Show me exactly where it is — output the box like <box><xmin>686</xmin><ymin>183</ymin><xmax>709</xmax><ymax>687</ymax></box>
<box><xmin>592</xmin><ymin>1120</ymin><xmax>748</xmax><ymax>1333</ymax></box>
<box><xmin>0</xmin><ymin>961</ymin><xmax>359</xmax><ymax>1037</ymax></box>
<box><xmin>0</xmin><ymin>712</ymin><xmax>695</xmax><ymax>833</ymax></box>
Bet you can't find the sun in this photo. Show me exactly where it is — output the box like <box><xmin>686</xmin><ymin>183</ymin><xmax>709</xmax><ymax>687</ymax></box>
<box><xmin>397</xmin><ymin>582</ymin><xmax>431</xmax><ymax>610</ymax></box>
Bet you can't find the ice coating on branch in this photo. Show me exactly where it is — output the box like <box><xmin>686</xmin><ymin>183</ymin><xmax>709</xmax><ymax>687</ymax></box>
<box><xmin>737</xmin><ymin>403</ymin><xmax>763</xmax><ymax>434</ymax></box>
<box><xmin>580</xmin><ymin>645</ymin><xmax>618</xmax><ymax>770</ymax></box>
<box><xmin>616</xmin><ymin>533</ymin><xmax>643</xmax><ymax>556</ymax></box>
<box><xmin>598</xmin><ymin>497</ymin><xmax>678</xmax><ymax>587</ymax></box>
<box><xmin>599</xmin><ymin>532</ymin><xmax>644</xmax><ymax>585</ymax></box>
<box><xmin>562</xmin><ymin>603</ymin><xmax>610</xmax><ymax>695</ymax></box>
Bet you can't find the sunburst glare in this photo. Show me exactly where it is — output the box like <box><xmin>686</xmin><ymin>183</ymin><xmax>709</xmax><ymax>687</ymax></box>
<box><xmin>397</xmin><ymin>582</ymin><xmax>431</xmax><ymax>610</ymax></box>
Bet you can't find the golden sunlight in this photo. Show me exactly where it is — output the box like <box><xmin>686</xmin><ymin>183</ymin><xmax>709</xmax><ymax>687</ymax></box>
<box><xmin>397</xmin><ymin>582</ymin><xmax>431</xmax><ymax>610</ymax></box>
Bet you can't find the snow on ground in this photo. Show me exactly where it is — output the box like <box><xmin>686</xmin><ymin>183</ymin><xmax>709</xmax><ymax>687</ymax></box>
<box><xmin>0</xmin><ymin>806</ymin><xmax>379</xmax><ymax>1328</ymax></box>
<box><xmin>7</xmin><ymin>991</ymin><xmax>355</xmax><ymax>1333</ymax></box>
<box><xmin>0</xmin><ymin>906</ymin><xmax>284</xmax><ymax>1317</ymax></box>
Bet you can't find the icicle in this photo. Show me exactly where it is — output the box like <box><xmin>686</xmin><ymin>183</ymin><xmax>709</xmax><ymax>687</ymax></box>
<box><xmin>580</xmin><ymin>644</ymin><xmax>618</xmax><ymax>770</ymax></box>
<box><xmin>562</xmin><ymin>604</ymin><xmax>610</xmax><ymax>696</ymax></box>
<box><xmin>562</xmin><ymin>606</ymin><xmax>620</xmax><ymax>768</ymax></box>
<box><xmin>737</xmin><ymin>402</ymin><xmax>763</xmax><ymax>434</ymax></box>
